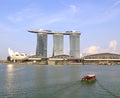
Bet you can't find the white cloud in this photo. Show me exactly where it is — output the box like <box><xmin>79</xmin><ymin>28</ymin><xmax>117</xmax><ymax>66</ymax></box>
<box><xmin>30</xmin><ymin>5</ymin><xmax>80</xmax><ymax>28</ymax></box>
<box><xmin>7</xmin><ymin>4</ymin><xmax>79</xmax><ymax>25</ymax></box>
<box><xmin>80</xmin><ymin>8</ymin><xmax>120</xmax><ymax>26</ymax></box>
<box><xmin>113</xmin><ymin>0</ymin><xmax>120</xmax><ymax>8</ymax></box>
<box><xmin>47</xmin><ymin>4</ymin><xmax>78</xmax><ymax>23</ymax></box>
<box><xmin>84</xmin><ymin>46</ymin><xmax>100</xmax><ymax>54</ymax></box>
<box><xmin>109</xmin><ymin>40</ymin><xmax>117</xmax><ymax>51</ymax></box>
<box><xmin>0</xmin><ymin>23</ymin><xmax>18</xmax><ymax>39</ymax></box>
<box><xmin>7</xmin><ymin>7</ymin><xmax>40</xmax><ymax>23</ymax></box>
<box><xmin>69</xmin><ymin>5</ymin><xmax>78</xmax><ymax>13</ymax></box>
<box><xmin>82</xmin><ymin>40</ymin><xmax>118</xmax><ymax>56</ymax></box>
<box><xmin>75</xmin><ymin>1</ymin><xmax>120</xmax><ymax>28</ymax></box>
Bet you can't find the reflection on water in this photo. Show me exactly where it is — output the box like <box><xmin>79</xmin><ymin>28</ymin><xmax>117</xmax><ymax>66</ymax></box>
<box><xmin>7</xmin><ymin>64</ymin><xmax>14</xmax><ymax>72</ymax></box>
<box><xmin>6</xmin><ymin>64</ymin><xmax>14</xmax><ymax>95</ymax></box>
<box><xmin>0</xmin><ymin>64</ymin><xmax>120</xmax><ymax>98</ymax></box>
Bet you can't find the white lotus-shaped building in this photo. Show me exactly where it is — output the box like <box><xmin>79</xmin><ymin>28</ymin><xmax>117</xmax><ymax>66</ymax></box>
<box><xmin>8</xmin><ymin>48</ymin><xmax>28</xmax><ymax>60</ymax></box>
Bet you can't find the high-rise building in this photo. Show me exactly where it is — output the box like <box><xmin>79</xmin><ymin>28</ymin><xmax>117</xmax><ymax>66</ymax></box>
<box><xmin>53</xmin><ymin>34</ymin><xmax>64</xmax><ymax>56</ymax></box>
<box><xmin>70</xmin><ymin>34</ymin><xmax>80</xmax><ymax>58</ymax></box>
<box><xmin>36</xmin><ymin>33</ymin><xmax>47</xmax><ymax>57</ymax></box>
<box><xmin>29</xmin><ymin>30</ymin><xmax>81</xmax><ymax>58</ymax></box>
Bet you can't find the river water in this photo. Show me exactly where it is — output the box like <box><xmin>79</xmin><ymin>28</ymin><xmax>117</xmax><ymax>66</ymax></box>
<box><xmin>0</xmin><ymin>64</ymin><xmax>120</xmax><ymax>98</ymax></box>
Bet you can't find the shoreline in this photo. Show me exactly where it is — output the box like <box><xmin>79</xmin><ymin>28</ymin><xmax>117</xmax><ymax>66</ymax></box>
<box><xmin>0</xmin><ymin>60</ymin><xmax>120</xmax><ymax>66</ymax></box>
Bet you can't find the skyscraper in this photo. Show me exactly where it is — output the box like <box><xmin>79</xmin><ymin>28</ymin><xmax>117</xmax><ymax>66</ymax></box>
<box><xmin>53</xmin><ymin>34</ymin><xmax>64</xmax><ymax>56</ymax></box>
<box><xmin>70</xmin><ymin>34</ymin><xmax>80</xmax><ymax>58</ymax></box>
<box><xmin>29</xmin><ymin>30</ymin><xmax>81</xmax><ymax>58</ymax></box>
<box><xmin>36</xmin><ymin>33</ymin><xmax>47</xmax><ymax>57</ymax></box>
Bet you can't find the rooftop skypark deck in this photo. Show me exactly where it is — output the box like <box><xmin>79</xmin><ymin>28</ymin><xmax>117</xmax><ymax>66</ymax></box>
<box><xmin>28</xmin><ymin>30</ymin><xmax>81</xmax><ymax>35</ymax></box>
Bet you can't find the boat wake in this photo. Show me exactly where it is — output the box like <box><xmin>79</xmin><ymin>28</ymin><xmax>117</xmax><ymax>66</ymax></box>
<box><xmin>97</xmin><ymin>80</ymin><xmax>120</xmax><ymax>98</ymax></box>
<box><xmin>49</xmin><ymin>80</ymin><xmax>81</xmax><ymax>98</ymax></box>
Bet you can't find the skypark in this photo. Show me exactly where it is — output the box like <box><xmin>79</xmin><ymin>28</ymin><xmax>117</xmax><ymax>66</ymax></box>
<box><xmin>28</xmin><ymin>29</ymin><xmax>80</xmax><ymax>35</ymax></box>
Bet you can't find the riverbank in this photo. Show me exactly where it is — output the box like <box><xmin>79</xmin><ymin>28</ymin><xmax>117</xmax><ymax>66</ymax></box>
<box><xmin>1</xmin><ymin>60</ymin><xmax>120</xmax><ymax>65</ymax></box>
<box><xmin>0</xmin><ymin>60</ymin><xmax>48</xmax><ymax>65</ymax></box>
<box><xmin>0</xmin><ymin>60</ymin><xmax>82</xmax><ymax>65</ymax></box>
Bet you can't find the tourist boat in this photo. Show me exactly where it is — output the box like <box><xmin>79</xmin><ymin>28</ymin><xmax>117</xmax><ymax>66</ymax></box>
<box><xmin>81</xmin><ymin>74</ymin><xmax>96</xmax><ymax>83</ymax></box>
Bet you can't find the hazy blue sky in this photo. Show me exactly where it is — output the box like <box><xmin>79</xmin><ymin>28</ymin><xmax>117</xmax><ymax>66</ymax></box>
<box><xmin>0</xmin><ymin>0</ymin><xmax>120</xmax><ymax>60</ymax></box>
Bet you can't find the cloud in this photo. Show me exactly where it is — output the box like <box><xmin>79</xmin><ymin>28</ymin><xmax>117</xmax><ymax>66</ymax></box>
<box><xmin>33</xmin><ymin>5</ymin><xmax>80</xmax><ymax>28</ymax></box>
<box><xmin>6</xmin><ymin>4</ymin><xmax>79</xmax><ymax>25</ymax></box>
<box><xmin>82</xmin><ymin>40</ymin><xmax>118</xmax><ymax>56</ymax></box>
<box><xmin>113</xmin><ymin>0</ymin><xmax>120</xmax><ymax>8</ymax></box>
<box><xmin>80</xmin><ymin>8</ymin><xmax>120</xmax><ymax>26</ymax></box>
<box><xmin>7</xmin><ymin>7</ymin><xmax>40</xmax><ymax>23</ymax></box>
<box><xmin>47</xmin><ymin>4</ymin><xmax>79</xmax><ymax>24</ymax></box>
<box><xmin>0</xmin><ymin>23</ymin><xmax>18</xmax><ymax>41</ymax></box>
<box><xmin>109</xmin><ymin>40</ymin><xmax>117</xmax><ymax>51</ymax></box>
<box><xmin>84</xmin><ymin>46</ymin><xmax>100</xmax><ymax>54</ymax></box>
<box><xmin>69</xmin><ymin>5</ymin><xmax>78</xmax><ymax>13</ymax></box>
<box><xmin>74</xmin><ymin>1</ymin><xmax>120</xmax><ymax>28</ymax></box>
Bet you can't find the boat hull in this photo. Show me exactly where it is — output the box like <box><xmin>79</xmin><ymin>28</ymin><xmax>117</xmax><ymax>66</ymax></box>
<box><xmin>81</xmin><ymin>74</ymin><xmax>96</xmax><ymax>84</ymax></box>
<box><xmin>81</xmin><ymin>78</ymin><xmax>96</xmax><ymax>84</ymax></box>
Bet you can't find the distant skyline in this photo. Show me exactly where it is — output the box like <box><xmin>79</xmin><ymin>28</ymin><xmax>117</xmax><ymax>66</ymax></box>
<box><xmin>1</xmin><ymin>0</ymin><xmax>120</xmax><ymax>60</ymax></box>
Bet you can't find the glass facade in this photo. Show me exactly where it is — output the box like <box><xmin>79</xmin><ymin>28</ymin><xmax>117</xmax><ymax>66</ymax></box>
<box><xmin>70</xmin><ymin>34</ymin><xmax>80</xmax><ymax>58</ymax></box>
<box><xmin>30</xmin><ymin>30</ymin><xmax>81</xmax><ymax>58</ymax></box>
<box><xmin>53</xmin><ymin>34</ymin><xmax>64</xmax><ymax>56</ymax></box>
<box><xmin>36</xmin><ymin>33</ymin><xmax>47</xmax><ymax>57</ymax></box>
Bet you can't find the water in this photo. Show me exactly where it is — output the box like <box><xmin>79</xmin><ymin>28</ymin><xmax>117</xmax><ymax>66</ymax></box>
<box><xmin>0</xmin><ymin>64</ymin><xmax>120</xmax><ymax>98</ymax></box>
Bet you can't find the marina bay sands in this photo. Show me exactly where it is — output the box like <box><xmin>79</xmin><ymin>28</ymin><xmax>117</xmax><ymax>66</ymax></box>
<box><xmin>28</xmin><ymin>30</ymin><xmax>81</xmax><ymax>58</ymax></box>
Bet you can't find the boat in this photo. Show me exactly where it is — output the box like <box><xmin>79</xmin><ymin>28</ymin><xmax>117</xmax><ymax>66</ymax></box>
<box><xmin>81</xmin><ymin>74</ymin><xmax>96</xmax><ymax>83</ymax></box>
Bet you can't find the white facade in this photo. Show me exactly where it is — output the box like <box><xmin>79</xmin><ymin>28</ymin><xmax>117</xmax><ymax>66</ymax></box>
<box><xmin>53</xmin><ymin>34</ymin><xmax>64</xmax><ymax>56</ymax></box>
<box><xmin>70</xmin><ymin>34</ymin><xmax>80</xmax><ymax>58</ymax></box>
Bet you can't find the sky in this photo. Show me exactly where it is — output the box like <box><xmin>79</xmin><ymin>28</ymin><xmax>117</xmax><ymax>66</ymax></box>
<box><xmin>0</xmin><ymin>0</ymin><xmax>120</xmax><ymax>60</ymax></box>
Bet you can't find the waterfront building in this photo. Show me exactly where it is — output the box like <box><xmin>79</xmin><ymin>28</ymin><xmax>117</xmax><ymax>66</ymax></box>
<box><xmin>83</xmin><ymin>53</ymin><xmax>120</xmax><ymax>64</ymax></box>
<box><xmin>53</xmin><ymin>34</ymin><xmax>64</xmax><ymax>56</ymax></box>
<box><xmin>70</xmin><ymin>33</ymin><xmax>80</xmax><ymax>58</ymax></box>
<box><xmin>29</xmin><ymin>30</ymin><xmax>81</xmax><ymax>58</ymax></box>
<box><xmin>36</xmin><ymin>33</ymin><xmax>47</xmax><ymax>57</ymax></box>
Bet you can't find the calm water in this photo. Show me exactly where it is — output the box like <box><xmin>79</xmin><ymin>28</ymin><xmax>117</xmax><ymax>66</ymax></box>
<box><xmin>0</xmin><ymin>64</ymin><xmax>120</xmax><ymax>98</ymax></box>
